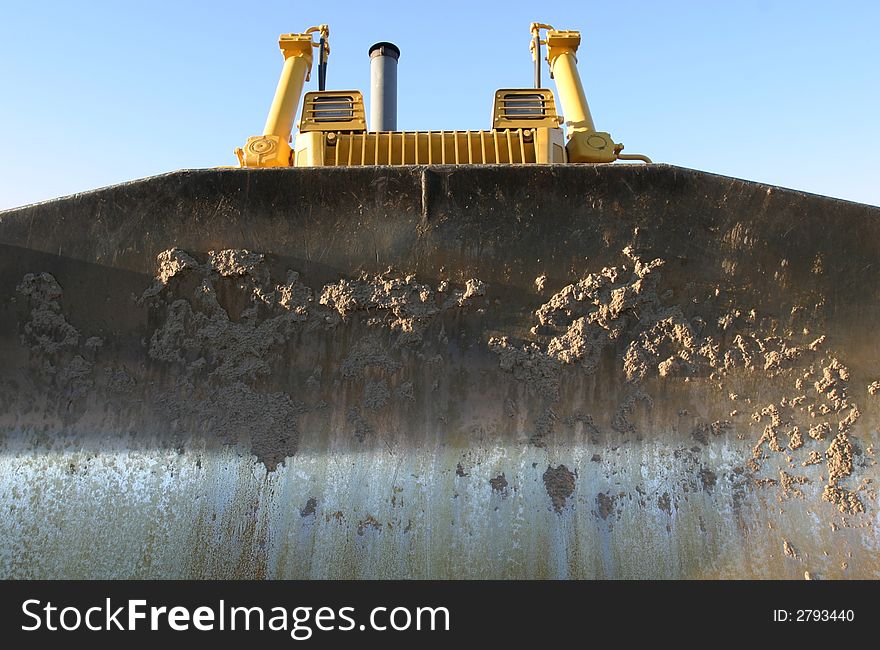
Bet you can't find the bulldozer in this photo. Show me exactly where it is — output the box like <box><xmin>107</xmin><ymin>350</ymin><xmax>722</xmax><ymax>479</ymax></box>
<box><xmin>0</xmin><ymin>23</ymin><xmax>877</xmax><ymax>579</ymax></box>
<box><xmin>235</xmin><ymin>23</ymin><xmax>650</xmax><ymax>168</ymax></box>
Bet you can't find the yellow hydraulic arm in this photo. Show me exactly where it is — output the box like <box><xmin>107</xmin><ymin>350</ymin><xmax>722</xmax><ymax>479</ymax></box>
<box><xmin>236</xmin><ymin>25</ymin><xmax>328</xmax><ymax>168</ymax></box>
<box><xmin>533</xmin><ymin>23</ymin><xmax>650</xmax><ymax>164</ymax></box>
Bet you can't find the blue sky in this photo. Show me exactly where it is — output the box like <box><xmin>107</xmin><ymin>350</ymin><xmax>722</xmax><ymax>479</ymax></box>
<box><xmin>0</xmin><ymin>0</ymin><xmax>877</xmax><ymax>209</ymax></box>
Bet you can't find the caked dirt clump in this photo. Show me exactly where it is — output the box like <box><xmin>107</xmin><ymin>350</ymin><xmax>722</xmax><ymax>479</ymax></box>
<box><xmin>543</xmin><ymin>464</ymin><xmax>576</xmax><ymax>512</ymax></box>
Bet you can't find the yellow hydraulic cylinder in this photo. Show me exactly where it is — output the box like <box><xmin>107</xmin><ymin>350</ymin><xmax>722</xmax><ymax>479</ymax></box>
<box><xmin>546</xmin><ymin>34</ymin><xmax>595</xmax><ymax>132</ymax></box>
<box><xmin>545</xmin><ymin>29</ymin><xmax>620</xmax><ymax>163</ymax></box>
<box><xmin>263</xmin><ymin>34</ymin><xmax>314</xmax><ymax>138</ymax></box>
<box><xmin>237</xmin><ymin>31</ymin><xmax>317</xmax><ymax>167</ymax></box>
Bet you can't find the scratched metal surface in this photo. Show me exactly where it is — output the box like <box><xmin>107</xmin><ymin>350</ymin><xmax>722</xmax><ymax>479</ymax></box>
<box><xmin>1</xmin><ymin>164</ymin><xmax>878</xmax><ymax>578</ymax></box>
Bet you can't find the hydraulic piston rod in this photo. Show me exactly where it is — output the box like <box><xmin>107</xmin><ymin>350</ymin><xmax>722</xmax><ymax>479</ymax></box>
<box><xmin>237</xmin><ymin>27</ymin><xmax>326</xmax><ymax>167</ymax></box>
<box><xmin>543</xmin><ymin>27</ymin><xmax>621</xmax><ymax>163</ymax></box>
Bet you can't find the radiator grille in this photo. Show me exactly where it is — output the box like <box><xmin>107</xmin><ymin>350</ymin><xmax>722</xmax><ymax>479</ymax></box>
<box><xmin>324</xmin><ymin>130</ymin><xmax>539</xmax><ymax>166</ymax></box>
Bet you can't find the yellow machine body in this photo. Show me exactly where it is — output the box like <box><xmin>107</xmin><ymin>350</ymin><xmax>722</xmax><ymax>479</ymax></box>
<box><xmin>292</xmin><ymin>88</ymin><xmax>567</xmax><ymax>166</ymax></box>
<box><xmin>238</xmin><ymin>24</ymin><xmax>649</xmax><ymax>168</ymax></box>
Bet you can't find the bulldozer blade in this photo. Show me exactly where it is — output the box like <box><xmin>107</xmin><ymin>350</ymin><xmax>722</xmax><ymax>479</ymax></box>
<box><xmin>0</xmin><ymin>164</ymin><xmax>877</xmax><ymax>579</ymax></box>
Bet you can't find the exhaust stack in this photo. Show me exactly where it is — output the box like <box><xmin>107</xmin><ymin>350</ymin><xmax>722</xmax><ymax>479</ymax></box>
<box><xmin>369</xmin><ymin>41</ymin><xmax>400</xmax><ymax>131</ymax></box>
